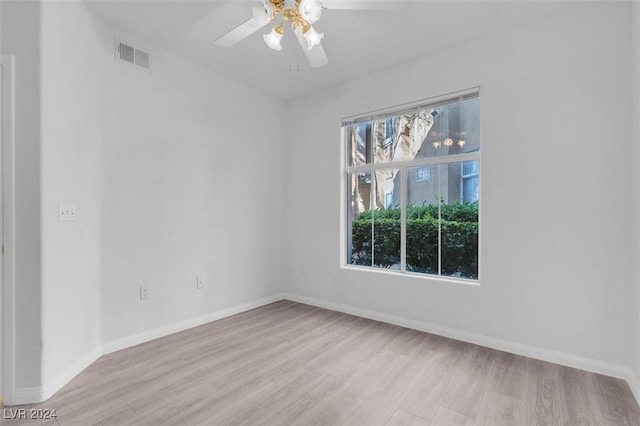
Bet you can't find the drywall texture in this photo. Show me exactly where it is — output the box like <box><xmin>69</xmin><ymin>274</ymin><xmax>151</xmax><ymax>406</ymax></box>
<box><xmin>39</xmin><ymin>0</ymin><xmax>104</xmax><ymax>389</ymax></box>
<box><xmin>632</xmin><ymin>0</ymin><xmax>640</xmax><ymax>382</ymax></box>
<box><xmin>284</xmin><ymin>3</ymin><xmax>633</xmax><ymax>367</ymax></box>
<box><xmin>0</xmin><ymin>0</ymin><xmax>43</xmax><ymax>389</ymax></box>
<box><xmin>99</xmin><ymin>28</ymin><xmax>285</xmax><ymax>343</ymax></box>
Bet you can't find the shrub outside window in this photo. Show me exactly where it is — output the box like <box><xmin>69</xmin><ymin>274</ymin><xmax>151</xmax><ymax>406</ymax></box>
<box><xmin>344</xmin><ymin>91</ymin><xmax>480</xmax><ymax>281</ymax></box>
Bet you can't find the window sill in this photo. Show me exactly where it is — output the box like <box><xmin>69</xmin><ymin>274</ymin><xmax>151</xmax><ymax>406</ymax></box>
<box><xmin>341</xmin><ymin>264</ymin><xmax>481</xmax><ymax>287</ymax></box>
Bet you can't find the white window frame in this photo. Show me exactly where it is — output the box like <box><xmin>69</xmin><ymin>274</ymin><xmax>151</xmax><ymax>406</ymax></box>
<box><xmin>340</xmin><ymin>88</ymin><xmax>481</xmax><ymax>284</ymax></box>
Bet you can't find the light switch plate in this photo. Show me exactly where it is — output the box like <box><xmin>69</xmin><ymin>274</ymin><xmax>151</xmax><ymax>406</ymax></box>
<box><xmin>59</xmin><ymin>204</ymin><xmax>77</xmax><ymax>221</ymax></box>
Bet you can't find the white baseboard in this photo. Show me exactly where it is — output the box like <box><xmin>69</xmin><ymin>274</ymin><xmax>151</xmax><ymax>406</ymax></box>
<box><xmin>10</xmin><ymin>346</ymin><xmax>102</xmax><ymax>406</ymax></box>
<box><xmin>10</xmin><ymin>387</ymin><xmax>42</xmax><ymax>407</ymax></box>
<box><xmin>102</xmin><ymin>294</ymin><xmax>285</xmax><ymax>354</ymax></box>
<box><xmin>281</xmin><ymin>293</ymin><xmax>632</xmax><ymax>383</ymax></box>
<box><xmin>627</xmin><ymin>369</ymin><xmax>640</xmax><ymax>406</ymax></box>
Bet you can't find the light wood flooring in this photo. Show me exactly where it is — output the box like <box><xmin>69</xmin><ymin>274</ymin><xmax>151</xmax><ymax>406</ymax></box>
<box><xmin>2</xmin><ymin>300</ymin><xmax>640</xmax><ymax>425</ymax></box>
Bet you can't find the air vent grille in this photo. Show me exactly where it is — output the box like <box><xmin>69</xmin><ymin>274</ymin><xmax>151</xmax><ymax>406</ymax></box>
<box><xmin>119</xmin><ymin>43</ymin><xmax>135</xmax><ymax>64</ymax></box>
<box><xmin>134</xmin><ymin>49</ymin><xmax>149</xmax><ymax>69</ymax></box>
<box><xmin>115</xmin><ymin>39</ymin><xmax>151</xmax><ymax>72</ymax></box>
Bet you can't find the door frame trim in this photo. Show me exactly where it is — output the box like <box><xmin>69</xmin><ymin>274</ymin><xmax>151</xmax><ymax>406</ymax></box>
<box><xmin>1</xmin><ymin>53</ymin><xmax>16</xmax><ymax>406</ymax></box>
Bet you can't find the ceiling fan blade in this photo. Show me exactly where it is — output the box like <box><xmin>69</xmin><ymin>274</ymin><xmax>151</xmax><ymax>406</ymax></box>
<box><xmin>308</xmin><ymin>44</ymin><xmax>330</xmax><ymax>68</ymax></box>
<box><xmin>252</xmin><ymin>1</ymin><xmax>271</xmax><ymax>25</ymax></box>
<box><xmin>295</xmin><ymin>29</ymin><xmax>329</xmax><ymax>68</ymax></box>
<box><xmin>321</xmin><ymin>0</ymin><xmax>403</xmax><ymax>10</ymax></box>
<box><xmin>214</xmin><ymin>1</ymin><xmax>270</xmax><ymax>47</ymax></box>
<box><xmin>214</xmin><ymin>17</ymin><xmax>267</xmax><ymax>48</ymax></box>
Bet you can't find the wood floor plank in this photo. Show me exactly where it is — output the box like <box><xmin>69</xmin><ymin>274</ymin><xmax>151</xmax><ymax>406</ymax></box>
<box><xmin>2</xmin><ymin>301</ymin><xmax>639</xmax><ymax>426</ymax></box>
<box><xmin>559</xmin><ymin>365</ymin><xmax>606</xmax><ymax>426</ymax></box>
<box><xmin>286</xmin><ymin>358</ymin><xmax>369</xmax><ymax>426</ymax></box>
<box><xmin>595</xmin><ymin>389</ymin><xmax>640</xmax><ymax>426</ymax></box>
<box><xmin>367</xmin><ymin>346</ymin><xmax>438</xmax><ymax>407</ymax></box>
<box><xmin>339</xmin><ymin>398</ymin><xmax>397</xmax><ymax>426</ymax></box>
<box><xmin>297</xmin><ymin>349</ymin><xmax>412</xmax><ymax>424</ymax></box>
<box><xmin>521</xmin><ymin>358</ymin><xmax>565</xmax><ymax>426</ymax></box>
<box><xmin>214</xmin><ymin>369</ymin><xmax>321</xmax><ymax>425</ymax></box>
<box><xmin>385</xmin><ymin>409</ymin><xmax>431</xmax><ymax>426</ymax></box>
<box><xmin>237</xmin><ymin>371</ymin><xmax>338</xmax><ymax>425</ymax></box>
<box><xmin>385</xmin><ymin>327</ymin><xmax>431</xmax><ymax>357</ymax></box>
<box><xmin>440</xmin><ymin>344</ymin><xmax>496</xmax><ymax>419</ymax></box>
<box><xmin>473</xmin><ymin>391</ymin><xmax>520</xmax><ymax>426</ymax></box>
<box><xmin>430</xmin><ymin>406</ymin><xmax>474</xmax><ymax>426</ymax></box>
<box><xmin>399</xmin><ymin>338</ymin><xmax>470</xmax><ymax>422</ymax></box>
<box><xmin>288</xmin><ymin>351</ymin><xmax>405</xmax><ymax>425</ymax></box>
<box><xmin>346</xmin><ymin>322</ymin><xmax>401</xmax><ymax>363</ymax></box>
<box><xmin>484</xmin><ymin>350</ymin><xmax>528</xmax><ymax>400</ymax></box>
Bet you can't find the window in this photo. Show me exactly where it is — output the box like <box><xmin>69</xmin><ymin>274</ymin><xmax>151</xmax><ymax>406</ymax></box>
<box><xmin>461</xmin><ymin>160</ymin><xmax>479</xmax><ymax>204</ymax></box>
<box><xmin>415</xmin><ymin>166</ymin><xmax>430</xmax><ymax>182</ymax></box>
<box><xmin>381</xmin><ymin>117</ymin><xmax>395</xmax><ymax>148</ymax></box>
<box><xmin>385</xmin><ymin>192</ymin><xmax>394</xmax><ymax>209</ymax></box>
<box><xmin>344</xmin><ymin>91</ymin><xmax>480</xmax><ymax>281</ymax></box>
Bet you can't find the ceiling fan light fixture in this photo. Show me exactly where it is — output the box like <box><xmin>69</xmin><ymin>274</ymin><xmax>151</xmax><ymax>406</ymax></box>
<box><xmin>299</xmin><ymin>0</ymin><xmax>322</xmax><ymax>24</ymax></box>
<box><xmin>263</xmin><ymin>0</ymin><xmax>276</xmax><ymax>22</ymax></box>
<box><xmin>303</xmin><ymin>26</ymin><xmax>324</xmax><ymax>50</ymax></box>
<box><xmin>264</xmin><ymin>25</ymin><xmax>284</xmax><ymax>51</ymax></box>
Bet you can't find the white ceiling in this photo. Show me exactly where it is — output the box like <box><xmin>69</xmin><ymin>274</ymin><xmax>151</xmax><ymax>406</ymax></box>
<box><xmin>86</xmin><ymin>0</ymin><xmax>575</xmax><ymax>100</ymax></box>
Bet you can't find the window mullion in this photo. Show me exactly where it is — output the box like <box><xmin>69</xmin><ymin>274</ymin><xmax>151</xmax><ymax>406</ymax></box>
<box><xmin>400</xmin><ymin>167</ymin><xmax>407</xmax><ymax>273</ymax></box>
<box><xmin>437</xmin><ymin>164</ymin><xmax>442</xmax><ymax>276</ymax></box>
<box><xmin>345</xmin><ymin>152</ymin><xmax>480</xmax><ymax>175</ymax></box>
<box><xmin>371</xmin><ymin>172</ymin><xmax>375</xmax><ymax>267</ymax></box>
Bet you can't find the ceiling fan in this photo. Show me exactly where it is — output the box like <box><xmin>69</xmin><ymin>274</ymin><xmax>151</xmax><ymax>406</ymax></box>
<box><xmin>214</xmin><ymin>0</ymin><xmax>400</xmax><ymax>68</ymax></box>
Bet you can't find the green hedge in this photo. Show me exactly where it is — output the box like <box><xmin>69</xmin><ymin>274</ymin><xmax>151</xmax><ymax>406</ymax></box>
<box><xmin>351</xmin><ymin>202</ymin><xmax>478</xmax><ymax>279</ymax></box>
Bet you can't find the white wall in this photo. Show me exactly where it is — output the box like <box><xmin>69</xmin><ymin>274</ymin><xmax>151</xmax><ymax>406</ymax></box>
<box><xmin>0</xmin><ymin>1</ymin><xmax>2</xmax><ymax>395</ymax></box>
<box><xmin>631</xmin><ymin>0</ymin><xmax>640</xmax><ymax>386</ymax></box>
<box><xmin>3</xmin><ymin>0</ymin><xmax>286</xmax><ymax>399</ymax></box>
<box><xmin>284</xmin><ymin>2</ymin><xmax>633</xmax><ymax>367</ymax></box>
<box><xmin>0</xmin><ymin>0</ymin><xmax>43</xmax><ymax>390</ymax></box>
<box><xmin>99</xmin><ymin>27</ymin><xmax>285</xmax><ymax>343</ymax></box>
<box><xmin>39</xmin><ymin>0</ymin><xmax>104</xmax><ymax>390</ymax></box>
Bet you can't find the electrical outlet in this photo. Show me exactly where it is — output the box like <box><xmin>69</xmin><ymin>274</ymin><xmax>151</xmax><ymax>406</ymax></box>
<box><xmin>59</xmin><ymin>203</ymin><xmax>77</xmax><ymax>221</ymax></box>
<box><xmin>140</xmin><ymin>286</ymin><xmax>149</xmax><ymax>300</ymax></box>
<box><xmin>196</xmin><ymin>276</ymin><xmax>205</xmax><ymax>290</ymax></box>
